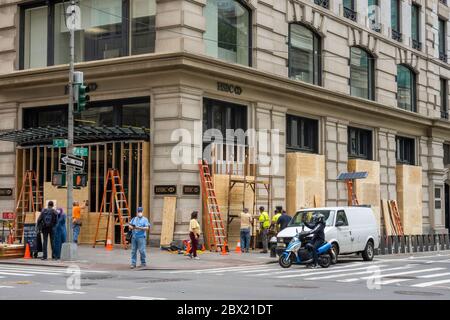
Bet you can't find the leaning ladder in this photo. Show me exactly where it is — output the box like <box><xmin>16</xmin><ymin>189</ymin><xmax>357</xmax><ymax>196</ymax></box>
<box><xmin>93</xmin><ymin>168</ymin><xmax>132</xmax><ymax>249</ymax></box>
<box><xmin>198</xmin><ymin>160</ymin><xmax>227</xmax><ymax>252</ymax></box>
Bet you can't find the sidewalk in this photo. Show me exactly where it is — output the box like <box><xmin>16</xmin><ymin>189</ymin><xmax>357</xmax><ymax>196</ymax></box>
<box><xmin>0</xmin><ymin>245</ymin><xmax>277</xmax><ymax>271</ymax></box>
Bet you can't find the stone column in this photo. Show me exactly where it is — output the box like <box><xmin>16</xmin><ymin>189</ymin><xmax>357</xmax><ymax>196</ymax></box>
<box><xmin>255</xmin><ymin>102</ymin><xmax>286</xmax><ymax>214</ymax></box>
<box><xmin>155</xmin><ymin>0</ymin><xmax>206</xmax><ymax>54</ymax></box>
<box><xmin>0</xmin><ymin>103</ymin><xmax>18</xmax><ymax>213</ymax></box>
<box><xmin>150</xmin><ymin>86</ymin><xmax>203</xmax><ymax>245</ymax></box>
<box><xmin>0</xmin><ymin>2</ymin><xmax>17</xmax><ymax>74</ymax></box>
<box><xmin>324</xmin><ymin>117</ymin><xmax>348</xmax><ymax>207</ymax></box>
<box><xmin>378</xmin><ymin>128</ymin><xmax>397</xmax><ymax>201</ymax></box>
<box><xmin>426</xmin><ymin>136</ymin><xmax>447</xmax><ymax>233</ymax></box>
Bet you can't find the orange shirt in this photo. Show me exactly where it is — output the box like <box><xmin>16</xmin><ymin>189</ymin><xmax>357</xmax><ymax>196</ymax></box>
<box><xmin>73</xmin><ymin>206</ymin><xmax>81</xmax><ymax>220</ymax></box>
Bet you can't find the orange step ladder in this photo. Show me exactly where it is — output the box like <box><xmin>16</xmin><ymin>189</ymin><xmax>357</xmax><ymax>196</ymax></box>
<box><xmin>14</xmin><ymin>170</ymin><xmax>43</xmax><ymax>243</ymax></box>
<box><xmin>93</xmin><ymin>169</ymin><xmax>132</xmax><ymax>249</ymax></box>
<box><xmin>198</xmin><ymin>160</ymin><xmax>227</xmax><ymax>252</ymax></box>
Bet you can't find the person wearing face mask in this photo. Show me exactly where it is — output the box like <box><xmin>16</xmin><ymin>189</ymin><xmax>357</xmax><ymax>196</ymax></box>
<box><xmin>128</xmin><ymin>207</ymin><xmax>151</xmax><ymax>269</ymax></box>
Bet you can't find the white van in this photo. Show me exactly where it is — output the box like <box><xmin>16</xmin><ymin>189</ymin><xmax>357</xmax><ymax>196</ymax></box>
<box><xmin>276</xmin><ymin>206</ymin><xmax>380</xmax><ymax>262</ymax></box>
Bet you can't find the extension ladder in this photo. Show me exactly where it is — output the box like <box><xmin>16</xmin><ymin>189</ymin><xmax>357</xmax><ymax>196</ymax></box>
<box><xmin>389</xmin><ymin>200</ymin><xmax>404</xmax><ymax>236</ymax></box>
<box><xmin>14</xmin><ymin>170</ymin><xmax>43</xmax><ymax>243</ymax></box>
<box><xmin>198</xmin><ymin>160</ymin><xmax>227</xmax><ymax>252</ymax></box>
<box><xmin>93</xmin><ymin>169</ymin><xmax>132</xmax><ymax>249</ymax></box>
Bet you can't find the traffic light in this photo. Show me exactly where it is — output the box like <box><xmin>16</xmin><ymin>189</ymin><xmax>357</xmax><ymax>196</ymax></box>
<box><xmin>77</xmin><ymin>84</ymin><xmax>90</xmax><ymax>112</ymax></box>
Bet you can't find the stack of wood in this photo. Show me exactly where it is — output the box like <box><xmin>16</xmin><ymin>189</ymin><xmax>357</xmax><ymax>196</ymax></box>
<box><xmin>381</xmin><ymin>199</ymin><xmax>404</xmax><ymax>236</ymax></box>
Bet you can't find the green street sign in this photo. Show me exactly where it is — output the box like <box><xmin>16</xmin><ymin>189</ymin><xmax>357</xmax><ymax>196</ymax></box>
<box><xmin>73</xmin><ymin>147</ymin><xmax>88</xmax><ymax>157</ymax></box>
<box><xmin>53</xmin><ymin>139</ymin><xmax>68</xmax><ymax>148</ymax></box>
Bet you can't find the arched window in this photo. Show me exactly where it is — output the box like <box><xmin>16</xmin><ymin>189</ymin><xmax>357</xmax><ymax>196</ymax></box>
<box><xmin>350</xmin><ymin>47</ymin><xmax>375</xmax><ymax>100</ymax></box>
<box><xmin>204</xmin><ymin>0</ymin><xmax>251</xmax><ymax>66</ymax></box>
<box><xmin>288</xmin><ymin>23</ymin><xmax>321</xmax><ymax>85</ymax></box>
<box><xmin>397</xmin><ymin>65</ymin><xmax>416</xmax><ymax>112</ymax></box>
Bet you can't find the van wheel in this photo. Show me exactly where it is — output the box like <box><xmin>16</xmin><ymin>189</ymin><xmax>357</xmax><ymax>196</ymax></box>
<box><xmin>362</xmin><ymin>240</ymin><xmax>374</xmax><ymax>261</ymax></box>
<box><xmin>331</xmin><ymin>243</ymin><xmax>339</xmax><ymax>264</ymax></box>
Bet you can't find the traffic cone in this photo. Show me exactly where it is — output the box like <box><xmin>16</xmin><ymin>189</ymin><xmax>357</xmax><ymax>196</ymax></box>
<box><xmin>24</xmin><ymin>243</ymin><xmax>31</xmax><ymax>259</ymax></box>
<box><xmin>105</xmin><ymin>238</ymin><xmax>113</xmax><ymax>251</ymax></box>
<box><xmin>201</xmin><ymin>244</ymin><xmax>206</xmax><ymax>251</ymax></box>
<box><xmin>221</xmin><ymin>242</ymin><xmax>228</xmax><ymax>255</ymax></box>
<box><xmin>185</xmin><ymin>241</ymin><xmax>191</xmax><ymax>255</ymax></box>
<box><xmin>235</xmin><ymin>242</ymin><xmax>242</xmax><ymax>254</ymax></box>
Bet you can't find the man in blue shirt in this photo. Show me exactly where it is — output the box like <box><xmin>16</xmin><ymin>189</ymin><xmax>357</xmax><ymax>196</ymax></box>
<box><xmin>129</xmin><ymin>207</ymin><xmax>151</xmax><ymax>269</ymax></box>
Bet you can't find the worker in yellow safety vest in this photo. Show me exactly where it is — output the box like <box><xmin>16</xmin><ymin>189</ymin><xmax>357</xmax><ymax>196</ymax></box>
<box><xmin>271</xmin><ymin>209</ymin><xmax>282</xmax><ymax>233</ymax></box>
<box><xmin>258</xmin><ymin>206</ymin><xmax>270</xmax><ymax>253</ymax></box>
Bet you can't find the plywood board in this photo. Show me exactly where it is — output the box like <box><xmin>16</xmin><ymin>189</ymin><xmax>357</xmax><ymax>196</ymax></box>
<box><xmin>381</xmin><ymin>199</ymin><xmax>394</xmax><ymax>236</ymax></box>
<box><xmin>286</xmin><ymin>153</ymin><xmax>325</xmax><ymax>215</ymax></box>
<box><xmin>396</xmin><ymin>165</ymin><xmax>422</xmax><ymax>235</ymax></box>
<box><xmin>160</xmin><ymin>197</ymin><xmax>177</xmax><ymax>247</ymax></box>
<box><xmin>348</xmin><ymin>159</ymin><xmax>381</xmax><ymax>232</ymax></box>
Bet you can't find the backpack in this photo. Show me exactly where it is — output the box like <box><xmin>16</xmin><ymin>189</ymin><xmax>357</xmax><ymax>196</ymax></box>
<box><xmin>42</xmin><ymin>209</ymin><xmax>54</xmax><ymax>229</ymax></box>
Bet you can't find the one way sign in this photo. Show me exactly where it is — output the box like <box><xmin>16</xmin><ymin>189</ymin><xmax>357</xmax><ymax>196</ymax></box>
<box><xmin>60</xmin><ymin>154</ymin><xmax>85</xmax><ymax>171</ymax></box>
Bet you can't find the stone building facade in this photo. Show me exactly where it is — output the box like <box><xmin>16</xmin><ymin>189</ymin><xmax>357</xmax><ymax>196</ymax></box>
<box><xmin>1</xmin><ymin>0</ymin><xmax>450</xmax><ymax>244</ymax></box>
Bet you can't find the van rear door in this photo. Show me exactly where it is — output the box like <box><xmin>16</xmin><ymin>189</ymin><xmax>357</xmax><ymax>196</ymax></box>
<box><xmin>335</xmin><ymin>210</ymin><xmax>353</xmax><ymax>253</ymax></box>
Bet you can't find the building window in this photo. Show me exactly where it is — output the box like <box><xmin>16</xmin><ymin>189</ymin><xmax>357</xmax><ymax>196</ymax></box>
<box><xmin>314</xmin><ymin>0</ymin><xmax>329</xmax><ymax>9</ymax></box>
<box><xmin>288</xmin><ymin>23</ymin><xmax>321</xmax><ymax>85</ymax></box>
<box><xmin>368</xmin><ymin>0</ymin><xmax>381</xmax><ymax>32</ymax></box>
<box><xmin>204</xmin><ymin>0</ymin><xmax>251</xmax><ymax>67</ymax></box>
<box><xmin>439</xmin><ymin>18</ymin><xmax>447</xmax><ymax>62</ymax></box>
<box><xmin>286</xmin><ymin>115</ymin><xmax>319</xmax><ymax>153</ymax></box>
<box><xmin>397</xmin><ymin>65</ymin><xmax>416</xmax><ymax>112</ymax></box>
<box><xmin>21</xmin><ymin>0</ymin><xmax>156</xmax><ymax>69</ymax></box>
<box><xmin>350</xmin><ymin>47</ymin><xmax>375</xmax><ymax>100</ymax></box>
<box><xmin>348</xmin><ymin>127</ymin><xmax>373</xmax><ymax>160</ymax></box>
<box><xmin>441</xmin><ymin>78</ymin><xmax>449</xmax><ymax>119</ymax></box>
<box><xmin>23</xmin><ymin>6</ymin><xmax>48</xmax><ymax>69</ymax></box>
<box><xmin>444</xmin><ymin>143</ymin><xmax>450</xmax><ymax>165</ymax></box>
<box><xmin>396</xmin><ymin>136</ymin><xmax>415</xmax><ymax>165</ymax></box>
<box><xmin>391</xmin><ymin>0</ymin><xmax>402</xmax><ymax>41</ymax></box>
<box><xmin>343</xmin><ymin>0</ymin><xmax>357</xmax><ymax>22</ymax></box>
<box><xmin>411</xmin><ymin>4</ymin><xmax>421</xmax><ymax>50</ymax></box>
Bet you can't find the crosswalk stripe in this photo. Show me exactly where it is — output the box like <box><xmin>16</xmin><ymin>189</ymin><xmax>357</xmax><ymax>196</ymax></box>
<box><xmin>337</xmin><ymin>278</ymin><xmax>359</xmax><ymax>283</ymax></box>
<box><xmin>411</xmin><ymin>279</ymin><xmax>450</xmax><ymax>288</ymax></box>
<box><xmin>116</xmin><ymin>296</ymin><xmax>166</xmax><ymax>300</ymax></box>
<box><xmin>304</xmin><ymin>266</ymin><xmax>409</xmax><ymax>280</ymax></box>
<box><xmin>0</xmin><ymin>266</ymin><xmax>66</xmax><ymax>273</ymax></box>
<box><xmin>40</xmin><ymin>290</ymin><xmax>86</xmax><ymax>295</ymax></box>
<box><xmin>0</xmin><ymin>271</ymin><xmax>33</xmax><ymax>277</ymax></box>
<box><xmin>251</xmin><ymin>263</ymin><xmax>367</xmax><ymax>277</ymax></box>
<box><xmin>238</xmin><ymin>268</ymin><xmax>281</xmax><ymax>274</ymax></box>
<box><xmin>276</xmin><ymin>264</ymin><xmax>389</xmax><ymax>279</ymax></box>
<box><xmin>418</xmin><ymin>272</ymin><xmax>450</xmax><ymax>278</ymax></box>
<box><xmin>377</xmin><ymin>278</ymin><xmax>411</xmax><ymax>285</ymax></box>
<box><xmin>0</xmin><ymin>264</ymin><xmax>106</xmax><ymax>273</ymax></box>
<box><xmin>0</xmin><ymin>285</ymin><xmax>14</xmax><ymax>288</ymax></box>
<box><xmin>0</xmin><ymin>268</ymin><xmax>64</xmax><ymax>276</ymax></box>
<box><xmin>359</xmin><ymin>268</ymin><xmax>445</xmax><ymax>280</ymax></box>
<box><xmin>168</xmin><ymin>265</ymin><xmax>271</xmax><ymax>274</ymax></box>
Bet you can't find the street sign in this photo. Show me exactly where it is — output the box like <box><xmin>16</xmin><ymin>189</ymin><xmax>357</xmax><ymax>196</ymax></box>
<box><xmin>53</xmin><ymin>139</ymin><xmax>68</xmax><ymax>148</ymax></box>
<box><xmin>60</xmin><ymin>154</ymin><xmax>85</xmax><ymax>171</ymax></box>
<box><xmin>73</xmin><ymin>147</ymin><xmax>88</xmax><ymax>157</ymax></box>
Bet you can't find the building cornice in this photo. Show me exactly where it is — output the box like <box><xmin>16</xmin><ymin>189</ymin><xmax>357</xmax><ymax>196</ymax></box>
<box><xmin>0</xmin><ymin>51</ymin><xmax>448</xmax><ymax>131</ymax></box>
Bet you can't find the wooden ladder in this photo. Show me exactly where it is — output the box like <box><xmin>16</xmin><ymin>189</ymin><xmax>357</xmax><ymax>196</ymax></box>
<box><xmin>14</xmin><ymin>170</ymin><xmax>43</xmax><ymax>243</ymax></box>
<box><xmin>93</xmin><ymin>169</ymin><xmax>131</xmax><ymax>249</ymax></box>
<box><xmin>389</xmin><ymin>200</ymin><xmax>404</xmax><ymax>236</ymax></box>
<box><xmin>198</xmin><ymin>160</ymin><xmax>227</xmax><ymax>252</ymax></box>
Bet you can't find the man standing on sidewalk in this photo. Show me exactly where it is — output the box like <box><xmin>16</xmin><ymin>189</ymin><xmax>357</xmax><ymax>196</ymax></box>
<box><xmin>37</xmin><ymin>201</ymin><xmax>57</xmax><ymax>260</ymax></box>
<box><xmin>258</xmin><ymin>206</ymin><xmax>270</xmax><ymax>254</ymax></box>
<box><xmin>129</xmin><ymin>207</ymin><xmax>151</xmax><ymax>269</ymax></box>
<box><xmin>240</xmin><ymin>208</ymin><xmax>252</xmax><ymax>253</ymax></box>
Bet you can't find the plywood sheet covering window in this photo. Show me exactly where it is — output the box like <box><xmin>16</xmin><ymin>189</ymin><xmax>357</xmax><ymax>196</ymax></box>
<box><xmin>348</xmin><ymin>159</ymin><xmax>381</xmax><ymax>231</ymax></box>
<box><xmin>396</xmin><ymin>164</ymin><xmax>423</xmax><ymax>235</ymax></box>
<box><xmin>286</xmin><ymin>153</ymin><xmax>325</xmax><ymax>215</ymax></box>
<box><xmin>213</xmin><ymin>174</ymin><xmax>255</xmax><ymax>249</ymax></box>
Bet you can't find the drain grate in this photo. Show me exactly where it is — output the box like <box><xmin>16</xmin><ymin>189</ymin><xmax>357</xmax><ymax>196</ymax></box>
<box><xmin>395</xmin><ymin>290</ymin><xmax>443</xmax><ymax>297</ymax></box>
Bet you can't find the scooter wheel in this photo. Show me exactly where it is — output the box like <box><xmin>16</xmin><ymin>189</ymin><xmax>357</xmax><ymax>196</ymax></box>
<box><xmin>319</xmin><ymin>254</ymin><xmax>331</xmax><ymax>268</ymax></box>
<box><xmin>279</xmin><ymin>253</ymin><xmax>293</xmax><ymax>268</ymax></box>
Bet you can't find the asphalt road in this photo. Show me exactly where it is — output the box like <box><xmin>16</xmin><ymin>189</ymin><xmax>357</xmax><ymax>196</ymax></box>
<box><xmin>1</xmin><ymin>252</ymin><xmax>450</xmax><ymax>300</ymax></box>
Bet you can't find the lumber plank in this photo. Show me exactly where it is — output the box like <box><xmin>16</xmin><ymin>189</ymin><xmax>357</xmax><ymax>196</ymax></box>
<box><xmin>160</xmin><ymin>196</ymin><xmax>177</xmax><ymax>247</ymax></box>
<box><xmin>381</xmin><ymin>199</ymin><xmax>394</xmax><ymax>236</ymax></box>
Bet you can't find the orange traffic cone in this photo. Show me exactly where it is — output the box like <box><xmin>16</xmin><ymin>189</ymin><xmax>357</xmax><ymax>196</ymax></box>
<box><xmin>201</xmin><ymin>244</ymin><xmax>206</xmax><ymax>251</ymax></box>
<box><xmin>235</xmin><ymin>242</ymin><xmax>242</xmax><ymax>254</ymax></box>
<box><xmin>105</xmin><ymin>238</ymin><xmax>113</xmax><ymax>251</ymax></box>
<box><xmin>24</xmin><ymin>243</ymin><xmax>31</xmax><ymax>259</ymax></box>
<box><xmin>185</xmin><ymin>241</ymin><xmax>191</xmax><ymax>255</ymax></box>
<box><xmin>221</xmin><ymin>242</ymin><xmax>228</xmax><ymax>255</ymax></box>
